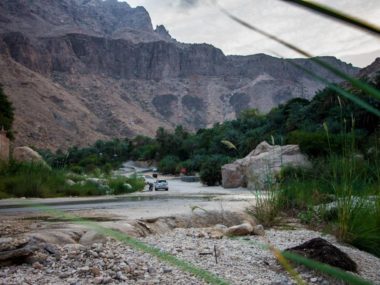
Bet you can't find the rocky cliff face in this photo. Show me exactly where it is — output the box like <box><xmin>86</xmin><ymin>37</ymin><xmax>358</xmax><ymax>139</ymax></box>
<box><xmin>0</xmin><ymin>0</ymin><xmax>359</xmax><ymax>150</ymax></box>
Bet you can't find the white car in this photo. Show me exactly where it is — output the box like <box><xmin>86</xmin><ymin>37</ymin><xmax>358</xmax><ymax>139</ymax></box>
<box><xmin>154</xmin><ymin>180</ymin><xmax>169</xmax><ymax>191</ymax></box>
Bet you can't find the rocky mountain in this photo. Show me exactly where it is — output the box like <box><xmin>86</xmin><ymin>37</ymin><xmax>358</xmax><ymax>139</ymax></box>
<box><xmin>0</xmin><ymin>0</ymin><xmax>359</xmax><ymax>150</ymax></box>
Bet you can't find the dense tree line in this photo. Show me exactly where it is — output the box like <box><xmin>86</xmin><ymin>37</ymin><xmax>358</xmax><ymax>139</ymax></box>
<box><xmin>42</xmin><ymin>75</ymin><xmax>380</xmax><ymax>185</ymax></box>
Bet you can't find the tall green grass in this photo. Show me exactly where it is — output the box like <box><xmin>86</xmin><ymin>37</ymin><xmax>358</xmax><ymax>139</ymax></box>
<box><xmin>0</xmin><ymin>161</ymin><xmax>144</xmax><ymax>198</ymax></box>
<box><xmin>275</xmin><ymin>151</ymin><xmax>380</xmax><ymax>257</ymax></box>
<box><xmin>216</xmin><ymin>1</ymin><xmax>380</xmax><ymax>115</ymax></box>
<box><xmin>0</xmin><ymin>161</ymin><xmax>66</xmax><ymax>198</ymax></box>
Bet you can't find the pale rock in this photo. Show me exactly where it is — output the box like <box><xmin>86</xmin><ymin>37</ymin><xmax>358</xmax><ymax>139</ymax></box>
<box><xmin>252</xmin><ymin>224</ymin><xmax>265</xmax><ymax>236</ymax></box>
<box><xmin>32</xmin><ymin>261</ymin><xmax>43</xmax><ymax>270</ymax></box>
<box><xmin>94</xmin><ymin>277</ymin><xmax>103</xmax><ymax>284</ymax></box>
<box><xmin>213</xmin><ymin>224</ymin><xmax>228</xmax><ymax>233</ymax></box>
<box><xmin>79</xmin><ymin>231</ymin><xmax>106</xmax><ymax>245</ymax></box>
<box><xmin>163</xmin><ymin>268</ymin><xmax>172</xmax><ymax>274</ymax></box>
<box><xmin>66</xmin><ymin>179</ymin><xmax>76</xmax><ymax>186</ymax></box>
<box><xmin>225</xmin><ymin>223</ymin><xmax>254</xmax><ymax>236</ymax></box>
<box><xmin>63</xmin><ymin>244</ymin><xmax>85</xmax><ymax>252</ymax></box>
<box><xmin>208</xmin><ymin>230</ymin><xmax>224</xmax><ymax>239</ymax></box>
<box><xmin>222</xmin><ymin>141</ymin><xmax>311</xmax><ymax>190</ymax></box>
<box><xmin>116</xmin><ymin>271</ymin><xmax>127</xmax><ymax>281</ymax></box>
<box><xmin>12</xmin><ymin>147</ymin><xmax>48</xmax><ymax>166</ymax></box>
<box><xmin>78</xmin><ymin>266</ymin><xmax>90</xmax><ymax>272</ymax></box>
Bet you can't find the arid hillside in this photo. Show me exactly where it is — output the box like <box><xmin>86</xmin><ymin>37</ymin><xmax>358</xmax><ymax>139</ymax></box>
<box><xmin>0</xmin><ymin>0</ymin><xmax>359</xmax><ymax>149</ymax></box>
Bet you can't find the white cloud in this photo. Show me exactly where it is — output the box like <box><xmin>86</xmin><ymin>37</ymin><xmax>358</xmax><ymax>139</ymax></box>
<box><xmin>125</xmin><ymin>0</ymin><xmax>380</xmax><ymax>67</ymax></box>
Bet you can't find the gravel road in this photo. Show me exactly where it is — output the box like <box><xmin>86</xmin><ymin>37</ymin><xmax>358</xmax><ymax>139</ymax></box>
<box><xmin>0</xmin><ymin>179</ymin><xmax>256</xmax><ymax>220</ymax></box>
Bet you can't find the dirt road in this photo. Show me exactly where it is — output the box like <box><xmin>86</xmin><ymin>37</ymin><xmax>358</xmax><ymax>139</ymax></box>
<box><xmin>0</xmin><ymin>178</ymin><xmax>255</xmax><ymax>220</ymax></box>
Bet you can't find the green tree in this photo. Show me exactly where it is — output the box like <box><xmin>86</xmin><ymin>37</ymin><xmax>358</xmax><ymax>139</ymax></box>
<box><xmin>199</xmin><ymin>155</ymin><xmax>231</xmax><ymax>186</ymax></box>
<box><xmin>0</xmin><ymin>85</ymin><xmax>14</xmax><ymax>139</ymax></box>
<box><xmin>158</xmin><ymin>155</ymin><xmax>180</xmax><ymax>174</ymax></box>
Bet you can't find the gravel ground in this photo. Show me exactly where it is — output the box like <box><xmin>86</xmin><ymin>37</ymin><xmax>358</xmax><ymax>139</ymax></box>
<box><xmin>1</xmin><ymin>228</ymin><xmax>380</xmax><ymax>285</ymax></box>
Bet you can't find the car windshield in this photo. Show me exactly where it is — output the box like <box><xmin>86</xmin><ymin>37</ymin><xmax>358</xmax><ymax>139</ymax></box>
<box><xmin>157</xmin><ymin>180</ymin><xmax>167</xmax><ymax>183</ymax></box>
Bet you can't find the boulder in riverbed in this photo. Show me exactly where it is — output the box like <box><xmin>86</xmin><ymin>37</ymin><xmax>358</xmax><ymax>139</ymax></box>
<box><xmin>222</xmin><ymin>141</ymin><xmax>310</xmax><ymax>189</ymax></box>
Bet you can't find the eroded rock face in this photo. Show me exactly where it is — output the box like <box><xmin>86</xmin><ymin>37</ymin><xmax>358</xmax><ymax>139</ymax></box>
<box><xmin>0</xmin><ymin>0</ymin><xmax>156</xmax><ymax>41</ymax></box>
<box><xmin>0</xmin><ymin>0</ymin><xmax>360</xmax><ymax>149</ymax></box>
<box><xmin>222</xmin><ymin>141</ymin><xmax>310</xmax><ymax>189</ymax></box>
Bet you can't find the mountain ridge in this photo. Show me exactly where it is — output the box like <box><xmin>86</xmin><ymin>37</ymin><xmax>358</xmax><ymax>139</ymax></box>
<box><xmin>0</xmin><ymin>0</ymin><xmax>360</xmax><ymax>150</ymax></box>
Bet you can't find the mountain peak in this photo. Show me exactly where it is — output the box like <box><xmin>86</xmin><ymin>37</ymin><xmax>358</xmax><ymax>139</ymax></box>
<box><xmin>358</xmin><ymin>57</ymin><xmax>380</xmax><ymax>80</ymax></box>
<box><xmin>155</xmin><ymin>25</ymin><xmax>172</xmax><ymax>40</ymax></box>
<box><xmin>0</xmin><ymin>0</ymin><xmax>153</xmax><ymax>39</ymax></box>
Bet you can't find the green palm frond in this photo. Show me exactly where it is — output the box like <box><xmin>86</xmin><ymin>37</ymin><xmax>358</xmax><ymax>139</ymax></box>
<box><xmin>221</xmin><ymin>140</ymin><xmax>237</xmax><ymax>150</ymax></box>
<box><xmin>281</xmin><ymin>0</ymin><xmax>380</xmax><ymax>36</ymax></box>
<box><xmin>216</xmin><ymin>4</ymin><xmax>380</xmax><ymax>104</ymax></box>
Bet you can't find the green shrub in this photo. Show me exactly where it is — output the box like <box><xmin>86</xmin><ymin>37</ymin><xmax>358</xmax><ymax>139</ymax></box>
<box><xmin>69</xmin><ymin>165</ymin><xmax>84</xmax><ymax>174</ymax></box>
<box><xmin>103</xmin><ymin>163</ymin><xmax>113</xmax><ymax>175</ymax></box>
<box><xmin>180</xmin><ymin>155</ymin><xmax>207</xmax><ymax>175</ymax></box>
<box><xmin>286</xmin><ymin>131</ymin><xmax>361</xmax><ymax>157</ymax></box>
<box><xmin>250</xmin><ymin>190</ymin><xmax>282</xmax><ymax>227</ymax></box>
<box><xmin>333</xmin><ymin>197</ymin><xmax>380</xmax><ymax>257</ymax></box>
<box><xmin>0</xmin><ymin>161</ymin><xmax>66</xmax><ymax>198</ymax></box>
<box><xmin>0</xmin><ymin>191</ymin><xmax>10</xmax><ymax>199</ymax></box>
<box><xmin>199</xmin><ymin>155</ymin><xmax>231</xmax><ymax>186</ymax></box>
<box><xmin>275</xmin><ymin>150</ymin><xmax>380</xmax><ymax>257</ymax></box>
<box><xmin>108</xmin><ymin>176</ymin><xmax>140</xmax><ymax>195</ymax></box>
<box><xmin>62</xmin><ymin>181</ymin><xmax>108</xmax><ymax>197</ymax></box>
<box><xmin>158</xmin><ymin>155</ymin><xmax>180</xmax><ymax>174</ymax></box>
<box><xmin>125</xmin><ymin>175</ymin><xmax>146</xmax><ymax>192</ymax></box>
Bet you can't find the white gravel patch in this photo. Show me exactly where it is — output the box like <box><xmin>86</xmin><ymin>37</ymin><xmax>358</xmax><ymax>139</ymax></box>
<box><xmin>1</xmin><ymin>228</ymin><xmax>379</xmax><ymax>285</ymax></box>
<box><xmin>141</xmin><ymin>228</ymin><xmax>380</xmax><ymax>285</ymax></box>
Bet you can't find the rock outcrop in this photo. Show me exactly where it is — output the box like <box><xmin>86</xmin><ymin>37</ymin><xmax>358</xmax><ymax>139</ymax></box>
<box><xmin>222</xmin><ymin>141</ymin><xmax>310</xmax><ymax>189</ymax></box>
<box><xmin>0</xmin><ymin>236</ymin><xmax>60</xmax><ymax>266</ymax></box>
<box><xmin>0</xmin><ymin>0</ymin><xmax>360</xmax><ymax>149</ymax></box>
<box><xmin>12</xmin><ymin>146</ymin><xmax>46</xmax><ymax>164</ymax></box>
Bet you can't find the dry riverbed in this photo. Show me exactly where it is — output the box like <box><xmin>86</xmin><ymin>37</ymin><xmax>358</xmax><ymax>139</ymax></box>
<box><xmin>1</xmin><ymin>217</ymin><xmax>380</xmax><ymax>285</ymax></box>
<box><xmin>1</xmin><ymin>179</ymin><xmax>380</xmax><ymax>285</ymax></box>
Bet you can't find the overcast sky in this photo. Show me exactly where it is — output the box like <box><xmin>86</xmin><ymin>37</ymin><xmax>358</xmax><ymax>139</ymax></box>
<box><xmin>126</xmin><ymin>0</ymin><xmax>379</xmax><ymax>67</ymax></box>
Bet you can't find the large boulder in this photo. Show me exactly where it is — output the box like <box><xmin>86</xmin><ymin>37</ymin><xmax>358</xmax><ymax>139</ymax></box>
<box><xmin>221</xmin><ymin>163</ymin><xmax>245</xmax><ymax>188</ymax></box>
<box><xmin>222</xmin><ymin>141</ymin><xmax>310</xmax><ymax>189</ymax></box>
<box><xmin>12</xmin><ymin>146</ymin><xmax>46</xmax><ymax>164</ymax></box>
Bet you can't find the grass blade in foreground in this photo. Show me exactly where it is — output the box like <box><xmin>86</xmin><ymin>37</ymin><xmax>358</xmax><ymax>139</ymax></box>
<box><xmin>270</xmin><ymin>53</ymin><xmax>380</xmax><ymax>117</ymax></box>
<box><xmin>281</xmin><ymin>0</ymin><xmax>380</xmax><ymax>36</ymax></box>
<box><xmin>282</xmin><ymin>251</ymin><xmax>373</xmax><ymax>285</ymax></box>
<box><xmin>31</xmin><ymin>204</ymin><xmax>231</xmax><ymax>285</ymax></box>
<box><xmin>215</xmin><ymin>3</ymin><xmax>380</xmax><ymax>102</ymax></box>
<box><xmin>233</xmin><ymin>237</ymin><xmax>373</xmax><ymax>285</ymax></box>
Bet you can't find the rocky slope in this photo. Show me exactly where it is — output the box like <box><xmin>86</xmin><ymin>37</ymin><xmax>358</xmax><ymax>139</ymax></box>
<box><xmin>0</xmin><ymin>0</ymin><xmax>359</xmax><ymax>150</ymax></box>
